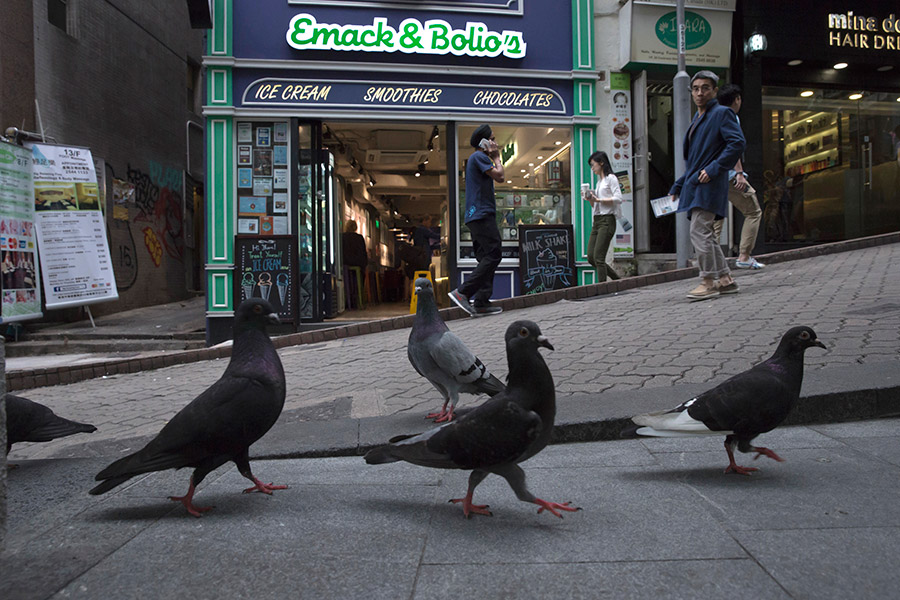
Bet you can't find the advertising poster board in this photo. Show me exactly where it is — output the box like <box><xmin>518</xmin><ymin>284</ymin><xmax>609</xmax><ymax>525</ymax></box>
<box><xmin>609</xmin><ymin>72</ymin><xmax>635</xmax><ymax>258</ymax></box>
<box><xmin>29</xmin><ymin>143</ymin><xmax>118</xmax><ymax>309</ymax></box>
<box><xmin>518</xmin><ymin>225</ymin><xmax>575</xmax><ymax>295</ymax></box>
<box><xmin>0</xmin><ymin>141</ymin><xmax>42</xmax><ymax>322</ymax></box>
<box><xmin>234</xmin><ymin>235</ymin><xmax>297</xmax><ymax>322</ymax></box>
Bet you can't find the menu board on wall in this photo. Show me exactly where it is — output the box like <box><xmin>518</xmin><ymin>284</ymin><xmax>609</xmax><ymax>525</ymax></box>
<box><xmin>234</xmin><ymin>235</ymin><xmax>297</xmax><ymax>322</ymax></box>
<box><xmin>518</xmin><ymin>225</ymin><xmax>575</xmax><ymax>295</ymax></box>
<box><xmin>236</xmin><ymin>121</ymin><xmax>290</xmax><ymax>236</ymax></box>
<box><xmin>29</xmin><ymin>143</ymin><xmax>118</xmax><ymax>309</ymax></box>
<box><xmin>0</xmin><ymin>141</ymin><xmax>42</xmax><ymax>322</ymax></box>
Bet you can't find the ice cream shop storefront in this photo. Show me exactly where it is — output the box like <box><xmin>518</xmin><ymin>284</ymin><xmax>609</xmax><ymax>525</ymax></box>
<box><xmin>201</xmin><ymin>1</ymin><xmax>609</xmax><ymax>343</ymax></box>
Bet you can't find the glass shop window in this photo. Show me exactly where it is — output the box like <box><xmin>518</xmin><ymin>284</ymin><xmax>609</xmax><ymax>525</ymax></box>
<box><xmin>457</xmin><ymin>124</ymin><xmax>572</xmax><ymax>260</ymax></box>
<box><xmin>760</xmin><ymin>87</ymin><xmax>900</xmax><ymax>245</ymax></box>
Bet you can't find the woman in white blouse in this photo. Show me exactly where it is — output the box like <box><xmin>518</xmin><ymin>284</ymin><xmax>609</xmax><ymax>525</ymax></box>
<box><xmin>583</xmin><ymin>151</ymin><xmax>622</xmax><ymax>282</ymax></box>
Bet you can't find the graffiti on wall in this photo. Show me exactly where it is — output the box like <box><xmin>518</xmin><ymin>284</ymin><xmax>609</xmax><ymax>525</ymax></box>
<box><xmin>127</xmin><ymin>161</ymin><xmax>185</xmax><ymax>264</ymax></box>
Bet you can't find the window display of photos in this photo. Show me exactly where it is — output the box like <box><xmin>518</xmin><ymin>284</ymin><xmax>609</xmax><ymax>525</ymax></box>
<box><xmin>236</xmin><ymin>121</ymin><xmax>290</xmax><ymax>236</ymax></box>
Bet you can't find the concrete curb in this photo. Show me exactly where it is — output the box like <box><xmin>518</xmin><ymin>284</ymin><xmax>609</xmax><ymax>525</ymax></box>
<box><xmin>7</xmin><ymin>231</ymin><xmax>900</xmax><ymax>392</ymax></box>
<box><xmin>246</xmin><ymin>360</ymin><xmax>900</xmax><ymax>461</ymax></box>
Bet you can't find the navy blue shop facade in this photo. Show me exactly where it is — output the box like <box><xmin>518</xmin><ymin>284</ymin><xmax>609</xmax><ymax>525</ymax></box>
<box><xmin>202</xmin><ymin>1</ymin><xmax>599</xmax><ymax>342</ymax></box>
<box><xmin>735</xmin><ymin>0</ymin><xmax>900</xmax><ymax>252</ymax></box>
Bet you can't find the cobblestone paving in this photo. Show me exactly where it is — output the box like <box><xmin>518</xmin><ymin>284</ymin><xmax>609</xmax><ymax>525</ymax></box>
<box><xmin>9</xmin><ymin>243</ymin><xmax>900</xmax><ymax>460</ymax></box>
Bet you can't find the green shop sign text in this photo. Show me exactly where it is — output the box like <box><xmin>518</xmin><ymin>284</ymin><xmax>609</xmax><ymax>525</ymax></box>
<box><xmin>286</xmin><ymin>13</ymin><xmax>527</xmax><ymax>59</ymax></box>
<box><xmin>655</xmin><ymin>11</ymin><xmax>712</xmax><ymax>50</ymax></box>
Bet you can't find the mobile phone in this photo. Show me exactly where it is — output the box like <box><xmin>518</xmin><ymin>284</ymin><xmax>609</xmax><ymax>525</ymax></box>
<box><xmin>478</xmin><ymin>138</ymin><xmax>492</xmax><ymax>151</ymax></box>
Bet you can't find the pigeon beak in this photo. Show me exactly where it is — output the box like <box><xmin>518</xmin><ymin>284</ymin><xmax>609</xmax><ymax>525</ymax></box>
<box><xmin>267</xmin><ymin>312</ymin><xmax>280</xmax><ymax>325</ymax></box>
<box><xmin>812</xmin><ymin>340</ymin><xmax>826</xmax><ymax>349</ymax></box>
<box><xmin>537</xmin><ymin>335</ymin><xmax>554</xmax><ymax>351</ymax></box>
<box><xmin>414</xmin><ymin>286</ymin><xmax>421</xmax><ymax>295</ymax></box>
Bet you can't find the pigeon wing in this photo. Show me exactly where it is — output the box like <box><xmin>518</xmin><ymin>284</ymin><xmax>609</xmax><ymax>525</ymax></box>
<box><xmin>94</xmin><ymin>375</ymin><xmax>281</xmax><ymax>481</ymax></box>
<box><xmin>429</xmin><ymin>331</ymin><xmax>504</xmax><ymax>395</ymax></box>
<box><xmin>5</xmin><ymin>394</ymin><xmax>97</xmax><ymax>447</ymax></box>
<box><xmin>687</xmin><ymin>366</ymin><xmax>795</xmax><ymax>435</ymax></box>
<box><xmin>365</xmin><ymin>395</ymin><xmax>540</xmax><ymax>469</ymax></box>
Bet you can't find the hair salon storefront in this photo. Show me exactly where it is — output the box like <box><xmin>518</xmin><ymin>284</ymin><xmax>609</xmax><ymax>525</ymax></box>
<box><xmin>202</xmin><ymin>0</ymin><xmax>601</xmax><ymax>342</ymax></box>
<box><xmin>738</xmin><ymin>0</ymin><xmax>900</xmax><ymax>251</ymax></box>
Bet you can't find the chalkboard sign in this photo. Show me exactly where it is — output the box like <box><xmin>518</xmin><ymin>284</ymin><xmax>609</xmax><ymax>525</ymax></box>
<box><xmin>518</xmin><ymin>225</ymin><xmax>576</xmax><ymax>295</ymax></box>
<box><xmin>234</xmin><ymin>235</ymin><xmax>297</xmax><ymax>322</ymax></box>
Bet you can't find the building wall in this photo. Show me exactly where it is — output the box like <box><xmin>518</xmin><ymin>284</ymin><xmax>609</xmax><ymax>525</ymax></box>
<box><xmin>31</xmin><ymin>0</ymin><xmax>205</xmax><ymax>316</ymax></box>
<box><xmin>0</xmin><ymin>1</ymin><xmax>37</xmax><ymax>134</ymax></box>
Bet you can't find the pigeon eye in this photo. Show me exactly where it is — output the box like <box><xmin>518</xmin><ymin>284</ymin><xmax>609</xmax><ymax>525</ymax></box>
<box><xmin>519</xmin><ymin>327</ymin><xmax>529</xmax><ymax>338</ymax></box>
<box><xmin>799</xmin><ymin>331</ymin><xmax>810</xmax><ymax>341</ymax></box>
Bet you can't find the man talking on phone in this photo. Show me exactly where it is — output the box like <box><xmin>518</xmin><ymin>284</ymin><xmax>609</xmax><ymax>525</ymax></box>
<box><xmin>448</xmin><ymin>123</ymin><xmax>505</xmax><ymax>316</ymax></box>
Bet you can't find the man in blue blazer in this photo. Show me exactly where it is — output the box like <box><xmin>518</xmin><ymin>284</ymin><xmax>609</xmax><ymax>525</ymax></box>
<box><xmin>670</xmin><ymin>70</ymin><xmax>746</xmax><ymax>300</ymax></box>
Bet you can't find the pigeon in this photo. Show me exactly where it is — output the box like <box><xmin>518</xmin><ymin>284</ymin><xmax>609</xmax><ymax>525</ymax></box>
<box><xmin>407</xmin><ymin>277</ymin><xmax>504</xmax><ymax>422</ymax></box>
<box><xmin>90</xmin><ymin>298</ymin><xmax>287</xmax><ymax>516</ymax></box>
<box><xmin>631</xmin><ymin>326</ymin><xmax>826</xmax><ymax>475</ymax></box>
<box><xmin>367</xmin><ymin>320</ymin><xmax>579</xmax><ymax>519</ymax></box>
<box><xmin>5</xmin><ymin>393</ymin><xmax>97</xmax><ymax>454</ymax></box>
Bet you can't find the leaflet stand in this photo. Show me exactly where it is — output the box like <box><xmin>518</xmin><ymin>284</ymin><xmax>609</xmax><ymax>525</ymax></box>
<box><xmin>85</xmin><ymin>305</ymin><xmax>96</xmax><ymax>328</ymax></box>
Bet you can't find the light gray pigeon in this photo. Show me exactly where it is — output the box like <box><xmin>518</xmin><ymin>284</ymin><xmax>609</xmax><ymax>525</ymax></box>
<box><xmin>407</xmin><ymin>277</ymin><xmax>505</xmax><ymax>422</ymax></box>
<box><xmin>90</xmin><ymin>299</ymin><xmax>287</xmax><ymax>516</ymax></box>
<box><xmin>368</xmin><ymin>320</ymin><xmax>579</xmax><ymax>519</ymax></box>
<box><xmin>631</xmin><ymin>326</ymin><xmax>826</xmax><ymax>474</ymax></box>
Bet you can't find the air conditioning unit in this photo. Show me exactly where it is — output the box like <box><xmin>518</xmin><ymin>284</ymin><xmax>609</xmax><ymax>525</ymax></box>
<box><xmin>365</xmin><ymin>150</ymin><xmax>431</xmax><ymax>165</ymax></box>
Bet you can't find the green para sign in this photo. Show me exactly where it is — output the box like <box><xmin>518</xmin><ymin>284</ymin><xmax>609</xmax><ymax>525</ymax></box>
<box><xmin>655</xmin><ymin>11</ymin><xmax>712</xmax><ymax>50</ymax></box>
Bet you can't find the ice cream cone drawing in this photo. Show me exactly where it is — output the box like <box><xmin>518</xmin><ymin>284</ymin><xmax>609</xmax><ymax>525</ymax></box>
<box><xmin>241</xmin><ymin>272</ymin><xmax>255</xmax><ymax>300</ymax></box>
<box><xmin>258</xmin><ymin>272</ymin><xmax>272</xmax><ymax>301</ymax></box>
<box><xmin>276</xmin><ymin>273</ymin><xmax>289</xmax><ymax>305</ymax></box>
<box><xmin>536</xmin><ymin>247</ymin><xmax>557</xmax><ymax>289</ymax></box>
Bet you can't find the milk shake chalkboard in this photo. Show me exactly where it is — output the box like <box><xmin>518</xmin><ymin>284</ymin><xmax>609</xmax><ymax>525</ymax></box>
<box><xmin>234</xmin><ymin>235</ymin><xmax>296</xmax><ymax>322</ymax></box>
<box><xmin>518</xmin><ymin>225</ymin><xmax>575</xmax><ymax>295</ymax></box>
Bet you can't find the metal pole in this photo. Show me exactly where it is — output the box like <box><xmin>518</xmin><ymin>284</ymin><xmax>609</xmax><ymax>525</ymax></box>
<box><xmin>673</xmin><ymin>0</ymin><xmax>692</xmax><ymax>268</ymax></box>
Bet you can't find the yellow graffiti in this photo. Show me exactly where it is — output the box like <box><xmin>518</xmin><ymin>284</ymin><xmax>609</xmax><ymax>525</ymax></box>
<box><xmin>143</xmin><ymin>227</ymin><xmax>163</xmax><ymax>267</ymax></box>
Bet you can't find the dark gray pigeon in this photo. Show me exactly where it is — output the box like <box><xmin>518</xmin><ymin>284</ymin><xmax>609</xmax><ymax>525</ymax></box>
<box><xmin>408</xmin><ymin>277</ymin><xmax>504</xmax><ymax>422</ymax></box>
<box><xmin>368</xmin><ymin>320</ymin><xmax>579</xmax><ymax>518</ymax></box>
<box><xmin>5</xmin><ymin>394</ymin><xmax>97</xmax><ymax>454</ymax></box>
<box><xmin>631</xmin><ymin>326</ymin><xmax>826</xmax><ymax>474</ymax></box>
<box><xmin>90</xmin><ymin>298</ymin><xmax>287</xmax><ymax>516</ymax></box>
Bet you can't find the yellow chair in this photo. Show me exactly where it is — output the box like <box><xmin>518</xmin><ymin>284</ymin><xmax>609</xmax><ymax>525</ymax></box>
<box><xmin>347</xmin><ymin>266</ymin><xmax>365</xmax><ymax>309</ymax></box>
<box><xmin>409</xmin><ymin>270</ymin><xmax>433</xmax><ymax>314</ymax></box>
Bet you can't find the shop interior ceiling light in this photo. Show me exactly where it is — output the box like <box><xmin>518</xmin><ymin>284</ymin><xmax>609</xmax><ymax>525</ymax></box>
<box><xmin>787</xmin><ymin>59</ymin><xmax>803</xmax><ymax>66</ymax></box>
<box><xmin>833</xmin><ymin>62</ymin><xmax>848</xmax><ymax>69</ymax></box>
<box><xmin>800</xmin><ymin>90</ymin><xmax>814</xmax><ymax>97</ymax></box>
<box><xmin>849</xmin><ymin>93</ymin><xmax>863</xmax><ymax>100</ymax></box>
<box><xmin>877</xmin><ymin>65</ymin><xmax>893</xmax><ymax>72</ymax></box>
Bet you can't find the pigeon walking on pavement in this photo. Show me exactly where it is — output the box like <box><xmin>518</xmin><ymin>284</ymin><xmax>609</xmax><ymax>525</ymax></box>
<box><xmin>5</xmin><ymin>394</ymin><xmax>97</xmax><ymax>454</ymax></box>
<box><xmin>407</xmin><ymin>277</ymin><xmax>504</xmax><ymax>422</ymax></box>
<box><xmin>90</xmin><ymin>299</ymin><xmax>287</xmax><ymax>516</ymax></box>
<box><xmin>630</xmin><ymin>326</ymin><xmax>826</xmax><ymax>475</ymax></box>
<box><xmin>367</xmin><ymin>320</ymin><xmax>579</xmax><ymax>519</ymax></box>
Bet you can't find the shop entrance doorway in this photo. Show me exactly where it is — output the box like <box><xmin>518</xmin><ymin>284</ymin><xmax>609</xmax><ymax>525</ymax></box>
<box><xmin>321</xmin><ymin>121</ymin><xmax>449</xmax><ymax>321</ymax></box>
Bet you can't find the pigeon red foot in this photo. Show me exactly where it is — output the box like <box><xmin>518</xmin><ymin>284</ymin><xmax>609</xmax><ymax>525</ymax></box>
<box><xmin>449</xmin><ymin>491</ymin><xmax>492</xmax><ymax>518</ymax></box>
<box><xmin>751</xmin><ymin>446</ymin><xmax>785</xmax><ymax>462</ymax></box>
<box><xmin>724</xmin><ymin>445</ymin><xmax>758</xmax><ymax>475</ymax></box>
<box><xmin>242</xmin><ymin>478</ymin><xmax>288</xmax><ymax>495</ymax></box>
<box><xmin>168</xmin><ymin>479</ymin><xmax>213</xmax><ymax>517</ymax></box>
<box><xmin>426</xmin><ymin>403</ymin><xmax>454</xmax><ymax>422</ymax></box>
<box><xmin>534</xmin><ymin>499</ymin><xmax>581</xmax><ymax>518</ymax></box>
